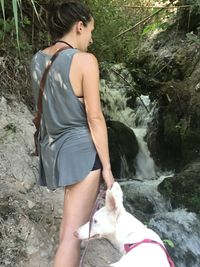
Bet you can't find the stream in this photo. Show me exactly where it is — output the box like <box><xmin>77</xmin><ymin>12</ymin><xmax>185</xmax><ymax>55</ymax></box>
<box><xmin>113</xmin><ymin>94</ymin><xmax>200</xmax><ymax>267</ymax></box>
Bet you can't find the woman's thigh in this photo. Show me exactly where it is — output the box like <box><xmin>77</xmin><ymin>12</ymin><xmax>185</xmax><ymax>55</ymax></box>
<box><xmin>60</xmin><ymin>169</ymin><xmax>101</xmax><ymax>241</ymax></box>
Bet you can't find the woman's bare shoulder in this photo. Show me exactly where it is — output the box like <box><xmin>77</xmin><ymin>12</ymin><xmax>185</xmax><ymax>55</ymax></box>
<box><xmin>74</xmin><ymin>52</ymin><xmax>99</xmax><ymax>68</ymax></box>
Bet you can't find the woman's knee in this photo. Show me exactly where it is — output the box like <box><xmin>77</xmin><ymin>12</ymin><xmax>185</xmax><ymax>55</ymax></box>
<box><xmin>59</xmin><ymin>237</ymin><xmax>80</xmax><ymax>247</ymax></box>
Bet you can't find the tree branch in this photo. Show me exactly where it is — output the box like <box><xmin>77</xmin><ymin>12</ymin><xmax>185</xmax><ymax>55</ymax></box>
<box><xmin>121</xmin><ymin>5</ymin><xmax>190</xmax><ymax>9</ymax></box>
<box><xmin>113</xmin><ymin>0</ymin><xmax>178</xmax><ymax>39</ymax></box>
<box><xmin>110</xmin><ymin>68</ymin><xmax>150</xmax><ymax>113</ymax></box>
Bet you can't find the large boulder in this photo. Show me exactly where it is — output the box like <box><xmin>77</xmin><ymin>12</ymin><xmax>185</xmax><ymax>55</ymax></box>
<box><xmin>147</xmin><ymin>80</ymin><xmax>200</xmax><ymax>170</ymax></box>
<box><xmin>158</xmin><ymin>159</ymin><xmax>200</xmax><ymax>214</ymax></box>
<box><xmin>147</xmin><ymin>72</ymin><xmax>200</xmax><ymax>171</ymax></box>
<box><xmin>107</xmin><ymin>120</ymin><xmax>139</xmax><ymax>179</ymax></box>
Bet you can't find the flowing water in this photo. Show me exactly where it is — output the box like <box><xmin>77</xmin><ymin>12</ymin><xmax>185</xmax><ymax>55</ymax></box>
<box><xmin>104</xmin><ymin>87</ymin><xmax>200</xmax><ymax>266</ymax></box>
<box><xmin>133</xmin><ymin>96</ymin><xmax>157</xmax><ymax>180</ymax></box>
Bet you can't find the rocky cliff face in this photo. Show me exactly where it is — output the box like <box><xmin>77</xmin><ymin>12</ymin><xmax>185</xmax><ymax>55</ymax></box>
<box><xmin>0</xmin><ymin>96</ymin><xmax>59</xmax><ymax>266</ymax></box>
<box><xmin>0</xmin><ymin>96</ymin><xmax>120</xmax><ymax>266</ymax></box>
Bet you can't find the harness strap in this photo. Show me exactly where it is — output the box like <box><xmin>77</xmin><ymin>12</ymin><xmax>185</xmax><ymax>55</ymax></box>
<box><xmin>124</xmin><ymin>239</ymin><xmax>175</xmax><ymax>267</ymax></box>
<box><xmin>33</xmin><ymin>46</ymin><xmax>72</xmax><ymax>130</ymax></box>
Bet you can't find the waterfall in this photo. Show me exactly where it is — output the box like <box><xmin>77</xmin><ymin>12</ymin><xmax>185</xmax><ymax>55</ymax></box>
<box><xmin>100</xmin><ymin>75</ymin><xmax>200</xmax><ymax>266</ymax></box>
<box><xmin>100</xmin><ymin>82</ymin><xmax>159</xmax><ymax>180</ymax></box>
<box><xmin>133</xmin><ymin>96</ymin><xmax>157</xmax><ymax>180</ymax></box>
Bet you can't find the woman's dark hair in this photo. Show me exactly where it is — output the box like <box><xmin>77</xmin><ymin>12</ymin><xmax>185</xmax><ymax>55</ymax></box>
<box><xmin>47</xmin><ymin>1</ymin><xmax>92</xmax><ymax>40</ymax></box>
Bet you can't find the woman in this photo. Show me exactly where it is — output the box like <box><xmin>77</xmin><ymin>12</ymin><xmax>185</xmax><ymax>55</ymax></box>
<box><xmin>31</xmin><ymin>1</ymin><xmax>114</xmax><ymax>266</ymax></box>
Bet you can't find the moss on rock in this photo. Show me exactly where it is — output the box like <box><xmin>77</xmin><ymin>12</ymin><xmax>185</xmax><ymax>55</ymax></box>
<box><xmin>158</xmin><ymin>159</ymin><xmax>200</xmax><ymax>213</ymax></box>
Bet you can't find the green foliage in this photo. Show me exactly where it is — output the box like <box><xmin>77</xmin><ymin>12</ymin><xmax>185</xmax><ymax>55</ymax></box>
<box><xmin>163</xmin><ymin>239</ymin><xmax>175</xmax><ymax>248</ymax></box>
<box><xmin>85</xmin><ymin>0</ymin><xmax>137</xmax><ymax>62</ymax></box>
<box><xmin>142</xmin><ymin>1</ymin><xmax>177</xmax><ymax>38</ymax></box>
<box><xmin>187</xmin><ymin>0</ymin><xmax>200</xmax><ymax>12</ymax></box>
<box><xmin>0</xmin><ymin>0</ymin><xmax>181</xmax><ymax>62</ymax></box>
<box><xmin>142</xmin><ymin>20</ymin><xmax>168</xmax><ymax>36</ymax></box>
<box><xmin>0</xmin><ymin>16</ymin><xmax>32</xmax><ymax>54</ymax></box>
<box><xmin>0</xmin><ymin>17</ymin><xmax>15</xmax><ymax>39</ymax></box>
<box><xmin>23</xmin><ymin>16</ymin><xmax>31</xmax><ymax>26</ymax></box>
<box><xmin>186</xmin><ymin>31</ymin><xmax>199</xmax><ymax>43</ymax></box>
<box><xmin>84</xmin><ymin>0</ymin><xmax>179</xmax><ymax>62</ymax></box>
<box><xmin>0</xmin><ymin>0</ymin><xmax>39</xmax><ymax>51</ymax></box>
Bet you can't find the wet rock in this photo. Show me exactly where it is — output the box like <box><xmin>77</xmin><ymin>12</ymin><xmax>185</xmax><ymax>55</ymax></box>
<box><xmin>149</xmin><ymin>209</ymin><xmax>200</xmax><ymax>267</ymax></box>
<box><xmin>107</xmin><ymin>120</ymin><xmax>139</xmax><ymax>179</ymax></box>
<box><xmin>147</xmin><ymin>77</ymin><xmax>200</xmax><ymax>171</ymax></box>
<box><xmin>158</xmin><ymin>159</ymin><xmax>200</xmax><ymax>213</ymax></box>
<box><xmin>120</xmin><ymin>179</ymin><xmax>170</xmax><ymax>222</ymax></box>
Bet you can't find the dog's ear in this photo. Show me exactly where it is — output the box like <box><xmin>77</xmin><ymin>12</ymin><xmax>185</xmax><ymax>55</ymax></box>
<box><xmin>105</xmin><ymin>190</ymin><xmax>116</xmax><ymax>211</ymax></box>
<box><xmin>110</xmin><ymin>182</ymin><xmax>123</xmax><ymax>205</ymax></box>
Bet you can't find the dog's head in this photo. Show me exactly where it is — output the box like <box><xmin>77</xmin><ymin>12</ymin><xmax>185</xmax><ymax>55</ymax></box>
<box><xmin>75</xmin><ymin>182</ymin><xmax>124</xmax><ymax>240</ymax></box>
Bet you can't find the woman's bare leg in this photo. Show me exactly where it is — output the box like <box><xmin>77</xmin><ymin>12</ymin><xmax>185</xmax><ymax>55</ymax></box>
<box><xmin>53</xmin><ymin>169</ymin><xmax>101</xmax><ymax>267</ymax></box>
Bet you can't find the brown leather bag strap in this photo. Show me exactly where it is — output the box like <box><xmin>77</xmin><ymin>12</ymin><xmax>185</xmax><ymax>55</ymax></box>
<box><xmin>34</xmin><ymin>46</ymin><xmax>71</xmax><ymax>129</ymax></box>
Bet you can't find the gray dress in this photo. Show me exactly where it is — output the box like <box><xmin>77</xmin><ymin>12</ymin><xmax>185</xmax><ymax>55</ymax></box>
<box><xmin>31</xmin><ymin>48</ymin><xmax>98</xmax><ymax>190</ymax></box>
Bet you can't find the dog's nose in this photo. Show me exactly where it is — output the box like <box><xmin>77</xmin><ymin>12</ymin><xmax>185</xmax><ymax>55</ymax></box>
<box><xmin>73</xmin><ymin>231</ymin><xmax>79</xmax><ymax>238</ymax></box>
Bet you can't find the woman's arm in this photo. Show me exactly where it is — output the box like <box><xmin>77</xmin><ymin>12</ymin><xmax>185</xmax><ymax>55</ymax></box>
<box><xmin>80</xmin><ymin>53</ymin><xmax>114</xmax><ymax>189</ymax></box>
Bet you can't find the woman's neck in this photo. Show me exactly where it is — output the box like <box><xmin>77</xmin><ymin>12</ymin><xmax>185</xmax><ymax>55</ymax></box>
<box><xmin>53</xmin><ymin>40</ymin><xmax>74</xmax><ymax>48</ymax></box>
<box><xmin>58</xmin><ymin>33</ymin><xmax>78</xmax><ymax>50</ymax></box>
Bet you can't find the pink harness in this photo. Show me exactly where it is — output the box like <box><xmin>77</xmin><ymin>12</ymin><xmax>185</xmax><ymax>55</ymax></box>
<box><xmin>124</xmin><ymin>239</ymin><xmax>175</xmax><ymax>267</ymax></box>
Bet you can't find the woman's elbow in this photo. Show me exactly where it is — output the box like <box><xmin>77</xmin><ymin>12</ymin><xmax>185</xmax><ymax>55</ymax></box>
<box><xmin>87</xmin><ymin>112</ymin><xmax>104</xmax><ymax>124</ymax></box>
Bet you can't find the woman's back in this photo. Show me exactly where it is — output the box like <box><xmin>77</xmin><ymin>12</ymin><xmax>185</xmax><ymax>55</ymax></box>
<box><xmin>31</xmin><ymin>47</ymin><xmax>97</xmax><ymax>190</ymax></box>
<box><xmin>31</xmin><ymin>48</ymin><xmax>88</xmax><ymax>139</ymax></box>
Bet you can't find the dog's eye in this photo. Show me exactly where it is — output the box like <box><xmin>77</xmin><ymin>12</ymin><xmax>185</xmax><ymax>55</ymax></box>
<box><xmin>93</xmin><ymin>219</ymin><xmax>98</xmax><ymax>224</ymax></box>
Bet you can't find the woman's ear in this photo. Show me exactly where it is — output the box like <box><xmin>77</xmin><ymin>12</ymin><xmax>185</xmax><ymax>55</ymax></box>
<box><xmin>105</xmin><ymin>190</ymin><xmax>116</xmax><ymax>211</ymax></box>
<box><xmin>76</xmin><ymin>21</ymin><xmax>84</xmax><ymax>34</ymax></box>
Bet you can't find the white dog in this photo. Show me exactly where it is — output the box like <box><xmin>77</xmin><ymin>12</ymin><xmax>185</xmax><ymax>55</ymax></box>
<box><xmin>76</xmin><ymin>182</ymin><xmax>175</xmax><ymax>267</ymax></box>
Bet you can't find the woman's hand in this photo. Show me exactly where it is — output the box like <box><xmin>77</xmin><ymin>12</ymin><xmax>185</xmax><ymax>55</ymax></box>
<box><xmin>102</xmin><ymin>168</ymin><xmax>115</xmax><ymax>189</ymax></box>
